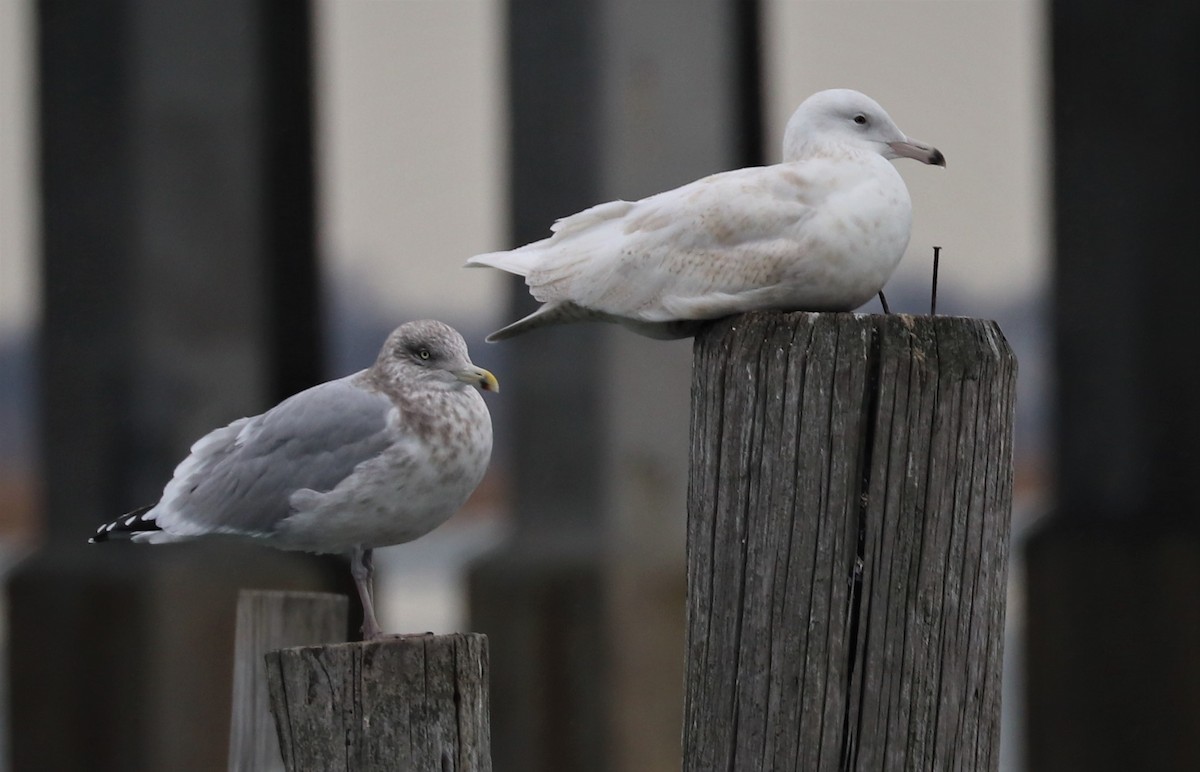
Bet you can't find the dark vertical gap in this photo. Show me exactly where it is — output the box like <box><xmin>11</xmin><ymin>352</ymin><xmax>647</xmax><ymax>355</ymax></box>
<box><xmin>758</xmin><ymin>320</ymin><xmax>806</xmax><ymax>768</ymax></box>
<box><xmin>923</xmin><ymin>325</ymin><xmax>948</xmax><ymax>767</ymax></box>
<box><xmin>270</xmin><ymin>654</ymin><xmax>297</xmax><ymax>768</ymax></box>
<box><xmin>259</xmin><ymin>0</ymin><xmax>322</xmax><ymax>400</ymax></box>
<box><xmin>726</xmin><ymin>325</ymin><xmax>770</xmax><ymax>771</ymax></box>
<box><xmin>733</xmin><ymin>0</ymin><xmax>765</xmax><ymax>168</ymax></box>
<box><xmin>703</xmin><ymin>341</ymin><xmax>728</xmax><ymax>693</ymax></box>
<box><xmin>954</xmin><ymin>375</ymin><xmax>983</xmax><ymax>747</ymax></box>
<box><xmin>351</xmin><ymin>647</ymin><xmax>364</xmax><ymax>768</ymax></box>
<box><xmin>506</xmin><ymin>0</ymin><xmax>603</xmax><ymax>249</ymax></box>
<box><xmin>892</xmin><ymin>334</ymin><xmax>924</xmax><ymax>765</ymax></box>
<box><xmin>962</xmin><ymin>373</ymin><xmax>991</xmax><ymax>764</ymax></box>
<box><xmin>504</xmin><ymin>0</ymin><xmax>608</xmax><ymax>531</ymax></box>
<box><xmin>450</xmin><ymin>638</ymin><xmax>464</xmax><ymax>759</ymax></box>
<box><xmin>839</xmin><ymin>323</ymin><xmax>883</xmax><ymax>770</ymax></box>
<box><xmin>36</xmin><ymin>0</ymin><xmax>137</xmax><ymax>536</ymax></box>
<box><xmin>811</xmin><ymin>320</ymin><xmax>840</xmax><ymax>766</ymax></box>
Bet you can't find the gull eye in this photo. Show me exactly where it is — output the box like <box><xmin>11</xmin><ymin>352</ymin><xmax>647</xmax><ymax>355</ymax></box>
<box><xmin>853</xmin><ymin>114</ymin><xmax>868</xmax><ymax>125</ymax></box>
<box><xmin>417</xmin><ymin>348</ymin><xmax>431</xmax><ymax>361</ymax></box>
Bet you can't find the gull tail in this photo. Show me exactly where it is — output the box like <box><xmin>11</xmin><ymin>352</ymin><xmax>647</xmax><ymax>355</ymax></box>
<box><xmin>487</xmin><ymin>301</ymin><xmax>597</xmax><ymax>342</ymax></box>
<box><xmin>466</xmin><ymin>247</ymin><xmax>542</xmax><ymax>278</ymax></box>
<box><xmin>90</xmin><ymin>504</ymin><xmax>162</xmax><ymax>543</ymax></box>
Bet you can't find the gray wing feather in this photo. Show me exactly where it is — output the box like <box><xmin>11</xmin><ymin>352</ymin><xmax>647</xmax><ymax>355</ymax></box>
<box><xmin>153</xmin><ymin>377</ymin><xmax>396</xmax><ymax>537</ymax></box>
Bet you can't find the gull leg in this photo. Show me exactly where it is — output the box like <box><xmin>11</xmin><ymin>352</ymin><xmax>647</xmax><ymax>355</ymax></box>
<box><xmin>877</xmin><ymin>290</ymin><xmax>892</xmax><ymax>314</ymax></box>
<box><xmin>350</xmin><ymin>546</ymin><xmax>384</xmax><ymax>640</ymax></box>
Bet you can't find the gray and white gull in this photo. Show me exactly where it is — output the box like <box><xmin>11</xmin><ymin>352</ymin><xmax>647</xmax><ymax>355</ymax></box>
<box><xmin>91</xmin><ymin>320</ymin><xmax>498</xmax><ymax>640</ymax></box>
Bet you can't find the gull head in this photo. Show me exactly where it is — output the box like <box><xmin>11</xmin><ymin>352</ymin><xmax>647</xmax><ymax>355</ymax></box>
<box><xmin>376</xmin><ymin>320</ymin><xmax>499</xmax><ymax>393</ymax></box>
<box><xmin>782</xmin><ymin>89</ymin><xmax>945</xmax><ymax>167</ymax></box>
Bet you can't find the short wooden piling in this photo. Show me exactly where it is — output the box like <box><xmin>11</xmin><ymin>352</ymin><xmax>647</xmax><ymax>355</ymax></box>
<box><xmin>684</xmin><ymin>312</ymin><xmax>1016</xmax><ymax>771</ymax></box>
<box><xmin>229</xmin><ymin>590</ymin><xmax>348</xmax><ymax>772</ymax></box>
<box><xmin>266</xmin><ymin>633</ymin><xmax>491</xmax><ymax>772</ymax></box>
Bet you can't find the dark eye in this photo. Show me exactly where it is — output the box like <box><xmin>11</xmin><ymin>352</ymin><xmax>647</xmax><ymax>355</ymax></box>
<box><xmin>853</xmin><ymin>114</ymin><xmax>868</xmax><ymax>125</ymax></box>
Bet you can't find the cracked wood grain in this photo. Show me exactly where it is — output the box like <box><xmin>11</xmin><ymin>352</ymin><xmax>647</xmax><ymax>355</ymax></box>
<box><xmin>266</xmin><ymin>633</ymin><xmax>491</xmax><ymax>772</ymax></box>
<box><xmin>683</xmin><ymin>312</ymin><xmax>1015</xmax><ymax>772</ymax></box>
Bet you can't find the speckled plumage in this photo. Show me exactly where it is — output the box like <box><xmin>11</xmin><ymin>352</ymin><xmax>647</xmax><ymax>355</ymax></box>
<box><xmin>91</xmin><ymin>320</ymin><xmax>498</xmax><ymax>639</ymax></box>
<box><xmin>467</xmin><ymin>89</ymin><xmax>945</xmax><ymax>341</ymax></box>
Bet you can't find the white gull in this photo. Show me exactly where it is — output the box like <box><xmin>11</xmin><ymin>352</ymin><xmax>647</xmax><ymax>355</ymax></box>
<box><xmin>468</xmin><ymin>88</ymin><xmax>945</xmax><ymax>340</ymax></box>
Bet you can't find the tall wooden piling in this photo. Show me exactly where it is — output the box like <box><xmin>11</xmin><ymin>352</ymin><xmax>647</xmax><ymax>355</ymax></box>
<box><xmin>684</xmin><ymin>312</ymin><xmax>1016</xmax><ymax>771</ymax></box>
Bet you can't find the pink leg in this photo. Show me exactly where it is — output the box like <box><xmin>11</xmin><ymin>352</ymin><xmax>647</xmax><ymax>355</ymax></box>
<box><xmin>350</xmin><ymin>546</ymin><xmax>383</xmax><ymax>640</ymax></box>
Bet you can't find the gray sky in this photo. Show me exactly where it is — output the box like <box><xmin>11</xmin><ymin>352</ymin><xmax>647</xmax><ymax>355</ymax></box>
<box><xmin>768</xmin><ymin>0</ymin><xmax>1048</xmax><ymax>303</ymax></box>
<box><xmin>314</xmin><ymin>0</ymin><xmax>506</xmax><ymax>322</ymax></box>
<box><xmin>0</xmin><ymin>0</ymin><xmax>36</xmax><ymax>336</ymax></box>
<box><xmin>0</xmin><ymin>0</ymin><xmax>1047</xmax><ymax>335</ymax></box>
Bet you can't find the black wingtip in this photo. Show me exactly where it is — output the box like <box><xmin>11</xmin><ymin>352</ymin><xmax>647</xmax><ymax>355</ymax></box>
<box><xmin>92</xmin><ymin>504</ymin><xmax>160</xmax><ymax>543</ymax></box>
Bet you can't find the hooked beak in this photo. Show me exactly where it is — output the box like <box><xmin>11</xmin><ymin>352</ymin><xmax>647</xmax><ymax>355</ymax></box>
<box><xmin>456</xmin><ymin>365</ymin><xmax>500</xmax><ymax>393</ymax></box>
<box><xmin>888</xmin><ymin>138</ymin><xmax>946</xmax><ymax>167</ymax></box>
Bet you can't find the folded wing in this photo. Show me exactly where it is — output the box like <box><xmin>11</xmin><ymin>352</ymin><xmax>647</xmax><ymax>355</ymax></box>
<box><xmin>148</xmin><ymin>377</ymin><xmax>400</xmax><ymax>539</ymax></box>
<box><xmin>469</xmin><ymin>164</ymin><xmax>824</xmax><ymax>323</ymax></box>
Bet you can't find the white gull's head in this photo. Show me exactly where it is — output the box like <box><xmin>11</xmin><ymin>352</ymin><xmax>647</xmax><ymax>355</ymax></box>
<box><xmin>782</xmin><ymin>88</ymin><xmax>945</xmax><ymax>168</ymax></box>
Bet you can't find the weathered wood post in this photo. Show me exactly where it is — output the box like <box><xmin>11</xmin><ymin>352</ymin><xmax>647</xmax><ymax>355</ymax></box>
<box><xmin>266</xmin><ymin>634</ymin><xmax>491</xmax><ymax>772</ymax></box>
<box><xmin>684</xmin><ymin>312</ymin><xmax>1016</xmax><ymax>771</ymax></box>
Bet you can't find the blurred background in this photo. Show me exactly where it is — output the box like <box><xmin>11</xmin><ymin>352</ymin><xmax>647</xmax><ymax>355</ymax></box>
<box><xmin>1</xmin><ymin>1</ymin><xmax>1195</xmax><ymax>770</ymax></box>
